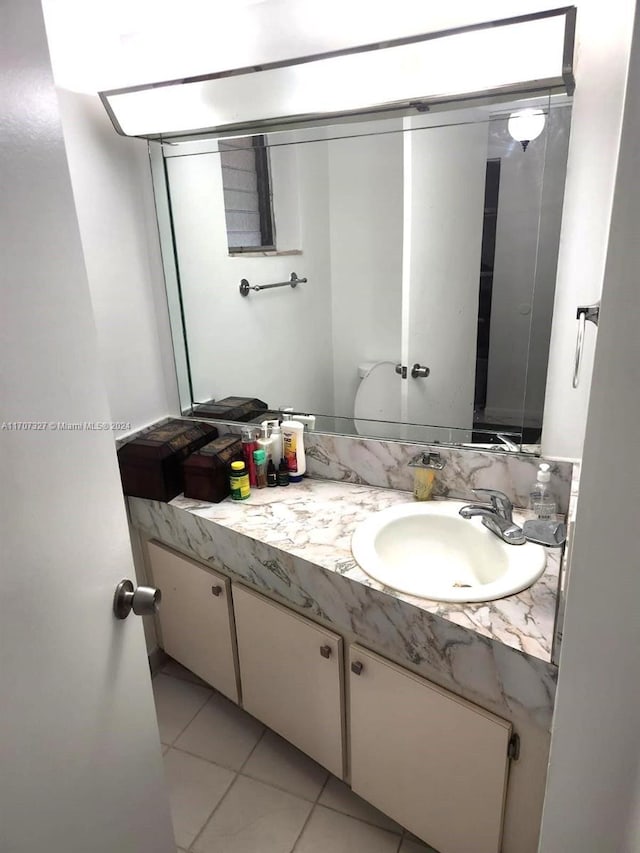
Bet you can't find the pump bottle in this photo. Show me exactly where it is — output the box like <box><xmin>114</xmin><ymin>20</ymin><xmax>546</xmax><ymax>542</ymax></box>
<box><xmin>529</xmin><ymin>463</ymin><xmax>557</xmax><ymax>520</ymax></box>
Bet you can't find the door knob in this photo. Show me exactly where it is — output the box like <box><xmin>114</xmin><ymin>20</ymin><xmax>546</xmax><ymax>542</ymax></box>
<box><xmin>411</xmin><ymin>363</ymin><xmax>430</xmax><ymax>378</ymax></box>
<box><xmin>113</xmin><ymin>579</ymin><xmax>161</xmax><ymax>619</ymax></box>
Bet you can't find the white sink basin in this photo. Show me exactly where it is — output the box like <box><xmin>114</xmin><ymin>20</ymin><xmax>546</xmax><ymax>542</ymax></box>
<box><xmin>351</xmin><ymin>501</ymin><xmax>546</xmax><ymax>603</ymax></box>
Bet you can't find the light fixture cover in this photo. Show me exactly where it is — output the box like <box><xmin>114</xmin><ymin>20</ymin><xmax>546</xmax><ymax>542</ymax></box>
<box><xmin>507</xmin><ymin>108</ymin><xmax>547</xmax><ymax>144</ymax></box>
<box><xmin>100</xmin><ymin>8</ymin><xmax>575</xmax><ymax>140</ymax></box>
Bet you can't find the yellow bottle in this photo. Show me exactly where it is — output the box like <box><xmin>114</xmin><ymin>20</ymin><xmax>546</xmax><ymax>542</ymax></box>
<box><xmin>229</xmin><ymin>460</ymin><xmax>251</xmax><ymax>501</ymax></box>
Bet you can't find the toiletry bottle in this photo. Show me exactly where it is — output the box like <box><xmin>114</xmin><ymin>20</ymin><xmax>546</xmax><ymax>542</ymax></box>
<box><xmin>257</xmin><ymin>423</ymin><xmax>274</xmax><ymax>463</ymax></box>
<box><xmin>281</xmin><ymin>420</ymin><xmax>306</xmax><ymax>482</ymax></box>
<box><xmin>268</xmin><ymin>420</ymin><xmax>283</xmax><ymax>466</ymax></box>
<box><xmin>229</xmin><ymin>460</ymin><xmax>251</xmax><ymax>501</ymax></box>
<box><xmin>529</xmin><ymin>463</ymin><xmax>557</xmax><ymax>520</ymax></box>
<box><xmin>241</xmin><ymin>427</ymin><xmax>258</xmax><ymax>487</ymax></box>
<box><xmin>277</xmin><ymin>459</ymin><xmax>290</xmax><ymax>486</ymax></box>
<box><xmin>267</xmin><ymin>459</ymin><xmax>277</xmax><ymax>487</ymax></box>
<box><xmin>253</xmin><ymin>448</ymin><xmax>268</xmax><ymax>489</ymax></box>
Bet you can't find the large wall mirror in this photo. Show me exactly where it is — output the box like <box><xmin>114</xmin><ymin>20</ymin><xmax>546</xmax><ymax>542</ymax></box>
<box><xmin>102</xmin><ymin>10</ymin><xmax>575</xmax><ymax>453</ymax></box>
<box><xmin>151</xmin><ymin>98</ymin><xmax>571</xmax><ymax>451</ymax></box>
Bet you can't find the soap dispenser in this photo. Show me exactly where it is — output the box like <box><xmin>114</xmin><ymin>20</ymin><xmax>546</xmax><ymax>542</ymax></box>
<box><xmin>529</xmin><ymin>463</ymin><xmax>557</xmax><ymax>520</ymax></box>
<box><xmin>408</xmin><ymin>451</ymin><xmax>446</xmax><ymax>501</ymax></box>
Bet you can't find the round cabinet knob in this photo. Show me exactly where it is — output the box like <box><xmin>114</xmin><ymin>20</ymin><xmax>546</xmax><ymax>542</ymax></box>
<box><xmin>113</xmin><ymin>579</ymin><xmax>161</xmax><ymax>620</ymax></box>
<box><xmin>351</xmin><ymin>661</ymin><xmax>364</xmax><ymax>676</ymax></box>
<box><xmin>320</xmin><ymin>645</ymin><xmax>332</xmax><ymax>659</ymax></box>
<box><xmin>211</xmin><ymin>585</ymin><xmax>223</xmax><ymax>597</ymax></box>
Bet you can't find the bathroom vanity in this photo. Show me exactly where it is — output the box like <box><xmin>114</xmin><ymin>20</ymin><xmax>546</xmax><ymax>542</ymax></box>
<box><xmin>129</xmin><ymin>444</ymin><xmax>568</xmax><ymax>853</ymax></box>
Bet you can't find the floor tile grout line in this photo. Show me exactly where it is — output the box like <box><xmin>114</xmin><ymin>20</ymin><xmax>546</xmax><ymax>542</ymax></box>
<box><xmin>237</xmin><ymin>766</ymin><xmax>328</xmax><ymax>803</ymax></box>
<box><xmin>186</xmin><ymin>769</ymin><xmax>241</xmax><ymax>853</ymax></box>
<box><xmin>185</xmin><ymin>728</ymin><xmax>268</xmax><ymax>853</ymax></box>
<box><xmin>289</xmin><ymin>770</ymin><xmax>331</xmax><ymax>853</ymax></box>
<box><xmin>161</xmin><ymin>667</ymin><xmax>210</xmax><ymax>689</ymax></box>
<box><xmin>155</xmin><ymin>673</ymin><xmax>214</xmax><ymax>747</ymax></box>
<box><xmin>313</xmin><ymin>800</ymin><xmax>404</xmax><ymax>835</ymax></box>
<box><xmin>169</xmin><ymin>742</ymin><xmax>259</xmax><ymax>775</ymax></box>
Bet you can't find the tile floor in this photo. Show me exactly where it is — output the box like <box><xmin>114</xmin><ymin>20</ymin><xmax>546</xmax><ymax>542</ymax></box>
<box><xmin>153</xmin><ymin>658</ymin><xmax>438</xmax><ymax>853</ymax></box>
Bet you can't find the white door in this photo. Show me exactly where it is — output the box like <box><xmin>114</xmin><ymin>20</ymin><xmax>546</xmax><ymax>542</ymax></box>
<box><xmin>0</xmin><ymin>3</ymin><xmax>174</xmax><ymax>851</ymax></box>
<box><xmin>403</xmin><ymin>118</ymin><xmax>488</xmax><ymax>442</ymax></box>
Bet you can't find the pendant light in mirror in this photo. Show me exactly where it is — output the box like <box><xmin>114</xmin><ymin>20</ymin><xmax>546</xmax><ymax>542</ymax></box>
<box><xmin>508</xmin><ymin>108</ymin><xmax>546</xmax><ymax>151</ymax></box>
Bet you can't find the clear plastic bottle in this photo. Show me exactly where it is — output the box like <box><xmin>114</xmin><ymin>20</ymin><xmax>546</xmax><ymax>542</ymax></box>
<box><xmin>529</xmin><ymin>463</ymin><xmax>557</xmax><ymax>520</ymax></box>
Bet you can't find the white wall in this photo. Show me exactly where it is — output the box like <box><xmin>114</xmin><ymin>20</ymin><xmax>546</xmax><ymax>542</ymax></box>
<box><xmin>165</xmin><ymin>137</ymin><xmax>334</xmax><ymax>411</ymax></box>
<box><xmin>328</xmin><ymin>123</ymin><xmax>404</xmax><ymax>422</ymax></box>
<box><xmin>53</xmin><ymin>90</ymin><xmax>178</xmax><ymax>436</ymax></box>
<box><xmin>539</xmin><ymin>4</ymin><xmax>640</xmax><ymax>846</ymax></box>
<box><xmin>541</xmin><ymin>0</ymin><xmax>636</xmax><ymax>458</ymax></box>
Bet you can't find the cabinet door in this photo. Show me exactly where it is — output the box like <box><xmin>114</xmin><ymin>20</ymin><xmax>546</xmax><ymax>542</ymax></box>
<box><xmin>233</xmin><ymin>585</ymin><xmax>345</xmax><ymax>778</ymax></box>
<box><xmin>147</xmin><ymin>540</ymin><xmax>239</xmax><ymax>703</ymax></box>
<box><xmin>349</xmin><ymin>645</ymin><xmax>511</xmax><ymax>853</ymax></box>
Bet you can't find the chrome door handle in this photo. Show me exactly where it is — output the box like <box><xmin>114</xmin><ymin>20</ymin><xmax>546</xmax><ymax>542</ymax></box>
<box><xmin>411</xmin><ymin>363</ymin><xmax>430</xmax><ymax>378</ymax></box>
<box><xmin>395</xmin><ymin>364</ymin><xmax>407</xmax><ymax>379</ymax></box>
<box><xmin>113</xmin><ymin>579</ymin><xmax>161</xmax><ymax>619</ymax></box>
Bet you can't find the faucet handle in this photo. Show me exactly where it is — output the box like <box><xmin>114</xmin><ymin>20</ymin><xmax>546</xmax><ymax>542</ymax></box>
<box><xmin>472</xmin><ymin>488</ymin><xmax>513</xmax><ymax>521</ymax></box>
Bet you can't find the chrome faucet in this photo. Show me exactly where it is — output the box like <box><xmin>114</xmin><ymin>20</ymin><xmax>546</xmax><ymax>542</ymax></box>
<box><xmin>459</xmin><ymin>488</ymin><xmax>526</xmax><ymax>545</ymax></box>
<box><xmin>496</xmin><ymin>433</ymin><xmax>520</xmax><ymax>451</ymax></box>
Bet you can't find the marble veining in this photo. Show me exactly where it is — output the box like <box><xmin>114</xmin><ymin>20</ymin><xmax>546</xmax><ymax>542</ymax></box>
<box><xmin>117</xmin><ymin>416</ymin><xmax>573</xmax><ymax>516</ymax></box>
<box><xmin>129</xmin><ymin>478</ymin><xmax>559</xmax><ymax>731</ymax></box>
<box><xmin>304</xmin><ymin>433</ymin><xmax>573</xmax><ymax>515</ymax></box>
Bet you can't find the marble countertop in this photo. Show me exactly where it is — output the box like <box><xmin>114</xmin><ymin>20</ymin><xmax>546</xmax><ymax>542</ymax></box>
<box><xmin>164</xmin><ymin>478</ymin><xmax>559</xmax><ymax>663</ymax></box>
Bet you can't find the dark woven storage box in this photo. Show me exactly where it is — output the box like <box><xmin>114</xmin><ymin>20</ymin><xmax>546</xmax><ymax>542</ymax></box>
<box><xmin>117</xmin><ymin>419</ymin><xmax>219</xmax><ymax>501</ymax></box>
<box><xmin>191</xmin><ymin>396</ymin><xmax>268</xmax><ymax>422</ymax></box>
<box><xmin>183</xmin><ymin>433</ymin><xmax>243</xmax><ymax>503</ymax></box>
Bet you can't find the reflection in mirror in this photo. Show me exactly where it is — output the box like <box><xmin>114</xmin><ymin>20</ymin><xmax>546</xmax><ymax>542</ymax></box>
<box><xmin>154</xmin><ymin>97</ymin><xmax>571</xmax><ymax>452</ymax></box>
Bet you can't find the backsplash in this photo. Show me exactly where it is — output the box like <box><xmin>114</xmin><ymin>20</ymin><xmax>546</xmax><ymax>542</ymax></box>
<box><xmin>117</xmin><ymin>417</ymin><xmax>573</xmax><ymax>516</ymax></box>
<box><xmin>304</xmin><ymin>433</ymin><xmax>573</xmax><ymax>515</ymax></box>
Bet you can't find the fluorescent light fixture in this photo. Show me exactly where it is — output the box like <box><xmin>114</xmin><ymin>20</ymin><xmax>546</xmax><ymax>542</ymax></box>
<box><xmin>100</xmin><ymin>8</ymin><xmax>576</xmax><ymax>141</ymax></box>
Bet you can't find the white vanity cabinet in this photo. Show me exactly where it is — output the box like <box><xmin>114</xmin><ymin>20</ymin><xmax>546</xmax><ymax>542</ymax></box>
<box><xmin>349</xmin><ymin>644</ymin><xmax>512</xmax><ymax>853</ymax></box>
<box><xmin>146</xmin><ymin>540</ymin><xmax>240</xmax><ymax>703</ymax></box>
<box><xmin>143</xmin><ymin>536</ymin><xmax>516</xmax><ymax>852</ymax></box>
<box><xmin>232</xmin><ymin>584</ymin><xmax>345</xmax><ymax>779</ymax></box>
